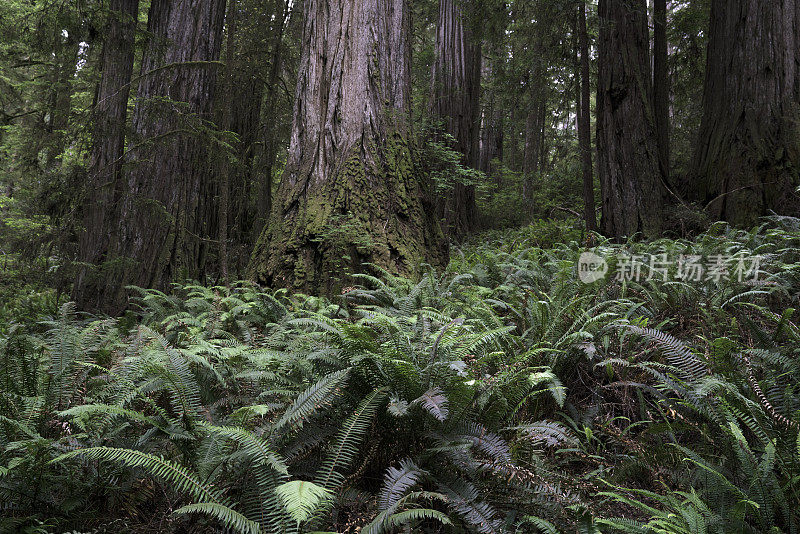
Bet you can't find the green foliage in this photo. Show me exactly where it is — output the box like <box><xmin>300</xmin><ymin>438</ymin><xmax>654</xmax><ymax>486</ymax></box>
<box><xmin>2</xmin><ymin>219</ymin><xmax>800</xmax><ymax>532</ymax></box>
<box><xmin>418</xmin><ymin>121</ymin><xmax>488</xmax><ymax>195</ymax></box>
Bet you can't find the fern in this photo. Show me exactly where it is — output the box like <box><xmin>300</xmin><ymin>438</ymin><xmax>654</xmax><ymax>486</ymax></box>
<box><xmin>274</xmin><ymin>480</ymin><xmax>333</xmax><ymax>525</ymax></box>
<box><xmin>315</xmin><ymin>388</ymin><xmax>387</xmax><ymax>490</ymax></box>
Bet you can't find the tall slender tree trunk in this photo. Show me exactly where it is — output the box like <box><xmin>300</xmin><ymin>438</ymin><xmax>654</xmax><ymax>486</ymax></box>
<box><xmin>479</xmin><ymin>48</ymin><xmax>504</xmax><ymax>186</ymax></box>
<box><xmin>578</xmin><ymin>0</ymin><xmax>597</xmax><ymax>232</ymax></box>
<box><xmin>85</xmin><ymin>0</ymin><xmax>227</xmax><ymax>313</ymax></box>
<box><xmin>72</xmin><ymin>0</ymin><xmax>140</xmax><ymax>309</ymax></box>
<box><xmin>430</xmin><ymin>0</ymin><xmax>482</xmax><ymax>238</ymax></box>
<box><xmin>691</xmin><ymin>0</ymin><xmax>800</xmax><ymax>225</ymax></box>
<box><xmin>249</xmin><ymin>0</ymin><xmax>446</xmax><ymax>293</ymax></box>
<box><xmin>45</xmin><ymin>31</ymin><xmax>80</xmax><ymax>168</ymax></box>
<box><xmin>522</xmin><ymin>67</ymin><xmax>547</xmax><ymax>215</ymax></box>
<box><xmin>254</xmin><ymin>0</ymin><xmax>290</xmax><ymax>239</ymax></box>
<box><xmin>217</xmin><ymin>0</ymin><xmax>238</xmax><ymax>286</ymax></box>
<box><xmin>597</xmin><ymin>0</ymin><xmax>666</xmax><ymax>239</ymax></box>
<box><xmin>653</xmin><ymin>0</ymin><xmax>670</xmax><ymax>181</ymax></box>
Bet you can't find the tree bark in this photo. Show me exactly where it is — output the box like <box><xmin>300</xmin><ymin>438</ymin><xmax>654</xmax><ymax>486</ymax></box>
<box><xmin>597</xmin><ymin>0</ymin><xmax>666</xmax><ymax>239</ymax></box>
<box><xmin>578</xmin><ymin>0</ymin><xmax>597</xmax><ymax>232</ymax></box>
<box><xmin>653</xmin><ymin>0</ymin><xmax>670</xmax><ymax>181</ymax></box>
<box><xmin>85</xmin><ymin>0</ymin><xmax>226</xmax><ymax>313</ymax></box>
<box><xmin>479</xmin><ymin>60</ymin><xmax>504</xmax><ymax>186</ymax></box>
<box><xmin>218</xmin><ymin>0</ymin><xmax>238</xmax><ymax>286</ymax></box>
<box><xmin>430</xmin><ymin>0</ymin><xmax>482</xmax><ymax>238</ymax></box>
<box><xmin>72</xmin><ymin>0</ymin><xmax>140</xmax><ymax>309</ymax></box>
<box><xmin>691</xmin><ymin>0</ymin><xmax>800</xmax><ymax>225</ymax></box>
<box><xmin>249</xmin><ymin>0</ymin><xmax>447</xmax><ymax>293</ymax></box>
<box><xmin>522</xmin><ymin>96</ymin><xmax>545</xmax><ymax>213</ymax></box>
<box><xmin>522</xmin><ymin>30</ymin><xmax>547</xmax><ymax>214</ymax></box>
<box><xmin>254</xmin><ymin>0</ymin><xmax>291</xmax><ymax>239</ymax></box>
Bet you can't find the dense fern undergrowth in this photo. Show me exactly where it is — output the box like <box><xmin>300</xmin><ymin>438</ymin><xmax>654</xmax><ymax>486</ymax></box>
<box><xmin>2</xmin><ymin>219</ymin><xmax>800</xmax><ymax>533</ymax></box>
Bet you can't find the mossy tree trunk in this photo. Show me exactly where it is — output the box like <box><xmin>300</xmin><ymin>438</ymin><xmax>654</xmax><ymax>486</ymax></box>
<box><xmin>690</xmin><ymin>0</ymin><xmax>800</xmax><ymax>226</ymax></box>
<box><xmin>249</xmin><ymin>0</ymin><xmax>446</xmax><ymax>293</ymax></box>
<box><xmin>77</xmin><ymin>0</ymin><xmax>226</xmax><ymax>313</ymax></box>
<box><xmin>430</xmin><ymin>0</ymin><xmax>482</xmax><ymax>238</ymax></box>
<box><xmin>72</xmin><ymin>0</ymin><xmax>140</xmax><ymax>310</ymax></box>
<box><xmin>597</xmin><ymin>0</ymin><xmax>666</xmax><ymax>239</ymax></box>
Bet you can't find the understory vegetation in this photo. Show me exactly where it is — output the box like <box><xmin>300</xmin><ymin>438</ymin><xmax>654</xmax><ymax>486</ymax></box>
<box><xmin>2</xmin><ymin>218</ymin><xmax>799</xmax><ymax>533</ymax></box>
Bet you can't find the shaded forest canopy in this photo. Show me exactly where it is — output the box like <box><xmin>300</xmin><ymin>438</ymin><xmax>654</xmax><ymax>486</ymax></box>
<box><xmin>1</xmin><ymin>0</ymin><xmax>800</xmax><ymax>532</ymax></box>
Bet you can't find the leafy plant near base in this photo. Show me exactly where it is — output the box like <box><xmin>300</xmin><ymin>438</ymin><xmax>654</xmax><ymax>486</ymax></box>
<box><xmin>1</xmin><ymin>218</ymin><xmax>800</xmax><ymax>532</ymax></box>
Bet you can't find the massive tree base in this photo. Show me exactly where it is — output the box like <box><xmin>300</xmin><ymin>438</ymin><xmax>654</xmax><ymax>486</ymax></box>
<box><xmin>597</xmin><ymin>0</ymin><xmax>667</xmax><ymax>240</ymax></box>
<box><xmin>694</xmin><ymin>111</ymin><xmax>800</xmax><ymax>227</ymax></box>
<box><xmin>249</xmin><ymin>0</ymin><xmax>446</xmax><ymax>293</ymax></box>
<box><xmin>691</xmin><ymin>0</ymin><xmax>800</xmax><ymax>226</ymax></box>
<box><xmin>250</xmin><ymin>133</ymin><xmax>447</xmax><ymax>293</ymax></box>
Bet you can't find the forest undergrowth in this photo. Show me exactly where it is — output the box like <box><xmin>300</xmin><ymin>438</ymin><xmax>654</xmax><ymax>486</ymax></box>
<box><xmin>2</xmin><ymin>218</ymin><xmax>800</xmax><ymax>533</ymax></box>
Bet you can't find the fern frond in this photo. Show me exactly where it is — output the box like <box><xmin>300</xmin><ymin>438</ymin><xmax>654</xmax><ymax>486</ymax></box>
<box><xmin>315</xmin><ymin>388</ymin><xmax>387</xmax><ymax>490</ymax></box>
<box><xmin>173</xmin><ymin>502</ymin><xmax>261</xmax><ymax>534</ymax></box>
<box><xmin>274</xmin><ymin>480</ymin><xmax>333</xmax><ymax>525</ymax></box>
<box><xmin>378</xmin><ymin>459</ymin><xmax>427</xmax><ymax>511</ymax></box>
<box><xmin>273</xmin><ymin>368</ymin><xmax>350</xmax><ymax>432</ymax></box>
<box><xmin>413</xmin><ymin>387</ymin><xmax>449</xmax><ymax>421</ymax></box>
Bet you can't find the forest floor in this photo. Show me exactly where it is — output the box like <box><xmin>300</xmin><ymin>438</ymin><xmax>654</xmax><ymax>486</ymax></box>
<box><xmin>1</xmin><ymin>218</ymin><xmax>799</xmax><ymax>532</ymax></box>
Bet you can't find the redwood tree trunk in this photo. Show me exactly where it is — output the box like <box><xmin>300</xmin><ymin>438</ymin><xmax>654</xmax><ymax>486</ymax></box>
<box><xmin>479</xmin><ymin>52</ymin><xmax>504</xmax><ymax>186</ymax></box>
<box><xmin>249</xmin><ymin>0</ymin><xmax>446</xmax><ymax>293</ymax></box>
<box><xmin>430</xmin><ymin>0</ymin><xmax>482</xmax><ymax>238</ymax></box>
<box><xmin>578</xmin><ymin>0</ymin><xmax>597</xmax><ymax>232</ymax></box>
<box><xmin>72</xmin><ymin>0</ymin><xmax>140</xmax><ymax>309</ymax></box>
<box><xmin>653</xmin><ymin>0</ymin><xmax>670</xmax><ymax>181</ymax></box>
<box><xmin>691</xmin><ymin>0</ymin><xmax>800</xmax><ymax>225</ymax></box>
<box><xmin>93</xmin><ymin>0</ymin><xmax>226</xmax><ymax>312</ymax></box>
<box><xmin>522</xmin><ymin>38</ymin><xmax>547</xmax><ymax>214</ymax></box>
<box><xmin>254</xmin><ymin>0</ymin><xmax>291</xmax><ymax>239</ymax></box>
<box><xmin>597</xmin><ymin>0</ymin><xmax>666</xmax><ymax>239</ymax></box>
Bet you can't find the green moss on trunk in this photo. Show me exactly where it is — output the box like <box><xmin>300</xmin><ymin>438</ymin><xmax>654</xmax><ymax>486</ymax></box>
<box><xmin>250</xmin><ymin>131</ymin><xmax>446</xmax><ymax>293</ymax></box>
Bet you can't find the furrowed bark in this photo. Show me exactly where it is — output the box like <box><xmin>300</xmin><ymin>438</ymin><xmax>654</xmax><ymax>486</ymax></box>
<box><xmin>578</xmin><ymin>0</ymin><xmax>597</xmax><ymax>232</ymax></box>
<box><xmin>72</xmin><ymin>0</ymin><xmax>140</xmax><ymax>310</ymax></box>
<box><xmin>653</xmin><ymin>0</ymin><xmax>670</xmax><ymax>182</ymax></box>
<box><xmin>84</xmin><ymin>0</ymin><xmax>227</xmax><ymax>313</ymax></box>
<box><xmin>691</xmin><ymin>0</ymin><xmax>800</xmax><ymax>225</ymax></box>
<box><xmin>430</xmin><ymin>0</ymin><xmax>482</xmax><ymax>238</ymax></box>
<box><xmin>249</xmin><ymin>0</ymin><xmax>447</xmax><ymax>293</ymax></box>
<box><xmin>597</xmin><ymin>0</ymin><xmax>666</xmax><ymax>239</ymax></box>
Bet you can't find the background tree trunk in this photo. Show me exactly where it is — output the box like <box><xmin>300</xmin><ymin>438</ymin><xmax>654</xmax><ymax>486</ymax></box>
<box><xmin>97</xmin><ymin>0</ymin><xmax>226</xmax><ymax>312</ymax></box>
<box><xmin>254</xmin><ymin>0</ymin><xmax>291</xmax><ymax>240</ymax></box>
<box><xmin>691</xmin><ymin>0</ymin><xmax>800</xmax><ymax>226</ymax></box>
<box><xmin>597</xmin><ymin>0</ymin><xmax>666</xmax><ymax>239</ymax></box>
<box><xmin>217</xmin><ymin>0</ymin><xmax>238</xmax><ymax>286</ymax></box>
<box><xmin>479</xmin><ymin>50</ymin><xmax>504</xmax><ymax>186</ymax></box>
<box><xmin>249</xmin><ymin>0</ymin><xmax>446</xmax><ymax>293</ymax></box>
<box><xmin>72</xmin><ymin>0</ymin><xmax>140</xmax><ymax>309</ymax></box>
<box><xmin>430</xmin><ymin>0</ymin><xmax>482</xmax><ymax>238</ymax></box>
<box><xmin>522</xmin><ymin>63</ymin><xmax>547</xmax><ymax>215</ymax></box>
<box><xmin>653</xmin><ymin>0</ymin><xmax>670</xmax><ymax>181</ymax></box>
<box><xmin>578</xmin><ymin>0</ymin><xmax>597</xmax><ymax>233</ymax></box>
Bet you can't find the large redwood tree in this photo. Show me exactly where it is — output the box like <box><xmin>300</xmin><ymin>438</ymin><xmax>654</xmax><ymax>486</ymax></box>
<box><xmin>597</xmin><ymin>0</ymin><xmax>666</xmax><ymax>239</ymax></box>
<box><xmin>72</xmin><ymin>0</ymin><xmax>140</xmax><ymax>310</ymax></box>
<box><xmin>691</xmin><ymin>0</ymin><xmax>800</xmax><ymax>225</ymax></box>
<box><xmin>430</xmin><ymin>0</ymin><xmax>482</xmax><ymax>237</ymax></box>
<box><xmin>249</xmin><ymin>0</ymin><xmax>446</xmax><ymax>292</ymax></box>
<box><xmin>74</xmin><ymin>0</ymin><xmax>226</xmax><ymax>313</ymax></box>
